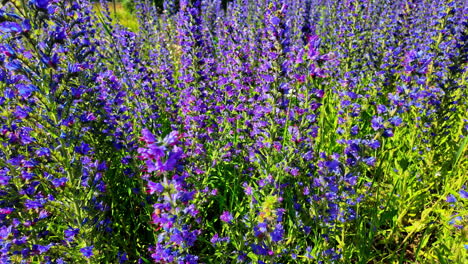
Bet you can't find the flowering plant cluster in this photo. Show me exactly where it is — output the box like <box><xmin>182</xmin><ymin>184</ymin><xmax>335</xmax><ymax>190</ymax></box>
<box><xmin>0</xmin><ymin>0</ymin><xmax>466</xmax><ymax>263</ymax></box>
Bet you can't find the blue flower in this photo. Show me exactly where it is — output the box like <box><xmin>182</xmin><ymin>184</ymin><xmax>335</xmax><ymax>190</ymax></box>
<box><xmin>448</xmin><ymin>215</ymin><xmax>462</xmax><ymax>226</ymax></box>
<box><xmin>80</xmin><ymin>246</ymin><xmax>94</xmax><ymax>258</ymax></box>
<box><xmin>389</xmin><ymin>116</ymin><xmax>403</xmax><ymax>126</ymax></box>
<box><xmin>251</xmin><ymin>243</ymin><xmax>268</xmax><ymax>256</ymax></box>
<box><xmin>459</xmin><ymin>190</ymin><xmax>468</xmax><ymax>200</ymax></box>
<box><xmin>117</xmin><ymin>252</ymin><xmax>128</xmax><ymax>263</ymax></box>
<box><xmin>446</xmin><ymin>194</ymin><xmax>457</xmax><ymax>203</ymax></box>
<box><xmin>147</xmin><ymin>180</ymin><xmax>164</xmax><ymax>194</ymax></box>
<box><xmin>33</xmin><ymin>244</ymin><xmax>52</xmax><ymax>254</ymax></box>
<box><xmin>0</xmin><ymin>22</ymin><xmax>22</xmax><ymax>34</ymax></box>
<box><xmin>141</xmin><ymin>128</ymin><xmax>156</xmax><ymax>144</ymax></box>
<box><xmin>371</xmin><ymin>116</ymin><xmax>385</xmax><ymax>131</ymax></box>
<box><xmin>210</xmin><ymin>233</ymin><xmax>219</xmax><ymax>244</ymax></box>
<box><xmin>254</xmin><ymin>222</ymin><xmax>268</xmax><ymax>237</ymax></box>
<box><xmin>64</xmin><ymin>227</ymin><xmax>79</xmax><ymax>241</ymax></box>
<box><xmin>35</xmin><ymin>147</ymin><xmax>51</xmax><ymax>157</ymax></box>
<box><xmin>30</xmin><ymin>0</ymin><xmax>49</xmax><ymax>10</ymax></box>
<box><xmin>75</xmin><ymin>143</ymin><xmax>91</xmax><ymax>155</ymax></box>
<box><xmin>16</xmin><ymin>84</ymin><xmax>38</xmax><ymax>98</ymax></box>
<box><xmin>6</xmin><ymin>60</ymin><xmax>23</xmax><ymax>71</ymax></box>
<box><xmin>271</xmin><ymin>224</ymin><xmax>284</xmax><ymax>242</ymax></box>
<box><xmin>0</xmin><ymin>225</ymin><xmax>12</xmax><ymax>240</ymax></box>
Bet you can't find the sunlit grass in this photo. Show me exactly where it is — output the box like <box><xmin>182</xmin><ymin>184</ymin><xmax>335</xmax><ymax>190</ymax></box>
<box><xmin>93</xmin><ymin>2</ymin><xmax>139</xmax><ymax>32</ymax></box>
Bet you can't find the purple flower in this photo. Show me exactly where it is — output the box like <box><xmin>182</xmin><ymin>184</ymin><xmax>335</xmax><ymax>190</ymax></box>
<box><xmin>251</xmin><ymin>243</ymin><xmax>269</xmax><ymax>256</ymax></box>
<box><xmin>383</xmin><ymin>128</ymin><xmax>394</xmax><ymax>138</ymax></box>
<box><xmin>0</xmin><ymin>174</ymin><xmax>10</xmax><ymax>186</ymax></box>
<box><xmin>141</xmin><ymin>128</ymin><xmax>156</xmax><ymax>144</ymax></box>
<box><xmin>75</xmin><ymin>143</ymin><xmax>91</xmax><ymax>155</ymax></box>
<box><xmin>376</xmin><ymin>105</ymin><xmax>387</xmax><ymax>114</ymax></box>
<box><xmin>350</xmin><ymin>125</ymin><xmax>359</xmax><ymax>135</ymax></box>
<box><xmin>145</xmin><ymin>159</ymin><xmax>163</xmax><ymax>173</ymax></box>
<box><xmin>254</xmin><ymin>222</ymin><xmax>268</xmax><ymax>236</ymax></box>
<box><xmin>220</xmin><ymin>211</ymin><xmax>233</xmax><ymax>223</ymax></box>
<box><xmin>261</xmin><ymin>74</ymin><xmax>275</xmax><ymax>83</ymax></box>
<box><xmin>371</xmin><ymin>116</ymin><xmax>385</xmax><ymax>131</ymax></box>
<box><xmin>325</xmin><ymin>160</ymin><xmax>341</xmax><ymax>174</ymax></box>
<box><xmin>117</xmin><ymin>252</ymin><xmax>128</xmax><ymax>263</ymax></box>
<box><xmin>0</xmin><ymin>22</ymin><xmax>22</xmax><ymax>34</ymax></box>
<box><xmin>178</xmin><ymin>191</ymin><xmax>195</xmax><ymax>203</ymax></box>
<box><xmin>6</xmin><ymin>60</ymin><xmax>23</xmax><ymax>71</ymax></box>
<box><xmin>389</xmin><ymin>116</ymin><xmax>403</xmax><ymax>126</ymax></box>
<box><xmin>147</xmin><ymin>181</ymin><xmax>164</xmax><ymax>194</ymax></box>
<box><xmin>0</xmin><ymin>44</ymin><xmax>15</xmax><ymax>57</ymax></box>
<box><xmin>270</xmin><ymin>16</ymin><xmax>281</xmax><ymax>25</ymax></box>
<box><xmin>16</xmin><ymin>84</ymin><xmax>38</xmax><ymax>98</ymax></box>
<box><xmin>0</xmin><ymin>225</ymin><xmax>12</xmax><ymax>239</ymax></box>
<box><xmin>24</xmin><ymin>199</ymin><xmax>45</xmax><ymax>210</ymax></box>
<box><xmin>170</xmin><ymin>228</ymin><xmax>199</xmax><ymax>247</ymax></box>
<box><xmin>139</xmin><ymin>144</ymin><xmax>166</xmax><ymax>160</ymax></box>
<box><xmin>162</xmin><ymin>131</ymin><xmax>179</xmax><ymax>146</ymax></box>
<box><xmin>51</xmin><ymin>178</ymin><xmax>68</xmax><ymax>188</ymax></box>
<box><xmin>21</xmin><ymin>19</ymin><xmax>31</xmax><ymax>33</ymax></box>
<box><xmin>0</xmin><ymin>207</ymin><xmax>14</xmax><ymax>215</ymax></box>
<box><xmin>345</xmin><ymin>173</ymin><xmax>358</xmax><ymax>186</ymax></box>
<box><xmin>80</xmin><ymin>246</ymin><xmax>94</xmax><ymax>258</ymax></box>
<box><xmin>271</xmin><ymin>224</ymin><xmax>284</xmax><ymax>242</ymax></box>
<box><xmin>163</xmin><ymin>149</ymin><xmax>182</xmax><ymax>171</ymax></box>
<box><xmin>38</xmin><ymin>210</ymin><xmax>50</xmax><ymax>219</ymax></box>
<box><xmin>367</xmin><ymin>140</ymin><xmax>381</xmax><ymax>149</ymax></box>
<box><xmin>210</xmin><ymin>233</ymin><xmax>219</xmax><ymax>244</ymax></box>
<box><xmin>459</xmin><ymin>190</ymin><xmax>468</xmax><ymax>199</ymax></box>
<box><xmin>40</xmin><ymin>53</ymin><xmax>60</xmax><ymax>68</ymax></box>
<box><xmin>448</xmin><ymin>215</ymin><xmax>462</xmax><ymax>227</ymax></box>
<box><xmin>242</xmin><ymin>182</ymin><xmax>253</xmax><ymax>195</ymax></box>
<box><xmin>35</xmin><ymin>147</ymin><xmax>51</xmax><ymax>157</ymax></box>
<box><xmin>446</xmin><ymin>194</ymin><xmax>457</xmax><ymax>203</ymax></box>
<box><xmin>290</xmin><ymin>167</ymin><xmax>299</xmax><ymax>176</ymax></box>
<box><xmin>30</xmin><ymin>0</ymin><xmax>49</xmax><ymax>10</ymax></box>
<box><xmin>33</xmin><ymin>244</ymin><xmax>52</xmax><ymax>254</ymax></box>
<box><xmin>363</xmin><ymin>157</ymin><xmax>376</xmax><ymax>166</ymax></box>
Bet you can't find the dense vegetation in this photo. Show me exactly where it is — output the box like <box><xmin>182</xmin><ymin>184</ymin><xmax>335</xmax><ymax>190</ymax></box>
<box><xmin>0</xmin><ymin>0</ymin><xmax>466</xmax><ymax>263</ymax></box>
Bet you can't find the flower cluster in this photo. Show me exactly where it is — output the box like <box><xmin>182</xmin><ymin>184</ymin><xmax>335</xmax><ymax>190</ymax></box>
<box><xmin>0</xmin><ymin>0</ymin><xmax>466</xmax><ymax>263</ymax></box>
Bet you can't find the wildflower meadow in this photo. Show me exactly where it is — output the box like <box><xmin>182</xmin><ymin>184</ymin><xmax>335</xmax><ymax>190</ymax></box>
<box><xmin>0</xmin><ymin>0</ymin><xmax>467</xmax><ymax>263</ymax></box>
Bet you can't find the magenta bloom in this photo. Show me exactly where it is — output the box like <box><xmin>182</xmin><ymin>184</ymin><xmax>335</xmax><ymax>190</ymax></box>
<box><xmin>220</xmin><ymin>211</ymin><xmax>233</xmax><ymax>223</ymax></box>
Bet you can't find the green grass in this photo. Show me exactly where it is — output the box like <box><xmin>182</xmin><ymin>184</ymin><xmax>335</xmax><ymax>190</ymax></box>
<box><xmin>93</xmin><ymin>2</ymin><xmax>139</xmax><ymax>32</ymax></box>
